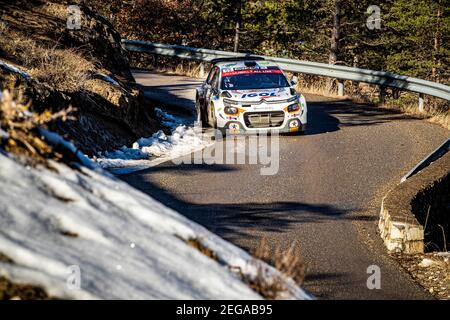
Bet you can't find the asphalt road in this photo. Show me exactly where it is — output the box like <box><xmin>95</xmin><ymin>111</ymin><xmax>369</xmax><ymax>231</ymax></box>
<box><xmin>124</xmin><ymin>71</ymin><xmax>450</xmax><ymax>299</ymax></box>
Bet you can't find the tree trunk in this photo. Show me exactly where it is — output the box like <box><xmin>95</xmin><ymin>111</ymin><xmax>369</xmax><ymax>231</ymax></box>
<box><xmin>432</xmin><ymin>3</ymin><xmax>442</xmax><ymax>82</ymax></box>
<box><xmin>329</xmin><ymin>0</ymin><xmax>341</xmax><ymax>64</ymax></box>
<box><xmin>233</xmin><ymin>0</ymin><xmax>242</xmax><ymax>53</ymax></box>
<box><xmin>327</xmin><ymin>0</ymin><xmax>341</xmax><ymax>91</ymax></box>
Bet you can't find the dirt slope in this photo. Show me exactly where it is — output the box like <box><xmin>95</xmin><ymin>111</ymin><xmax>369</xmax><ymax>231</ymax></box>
<box><xmin>0</xmin><ymin>0</ymin><xmax>160</xmax><ymax>154</ymax></box>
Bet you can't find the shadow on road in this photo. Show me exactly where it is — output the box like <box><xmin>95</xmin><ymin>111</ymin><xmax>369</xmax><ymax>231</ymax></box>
<box><xmin>305</xmin><ymin>98</ymin><xmax>421</xmax><ymax>136</ymax></box>
<box><xmin>121</xmin><ymin>164</ymin><xmax>376</xmax><ymax>245</ymax></box>
<box><xmin>138</xmin><ymin>82</ymin><xmax>197</xmax><ymax>116</ymax></box>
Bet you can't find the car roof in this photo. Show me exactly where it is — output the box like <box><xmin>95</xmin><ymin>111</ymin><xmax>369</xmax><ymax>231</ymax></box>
<box><xmin>214</xmin><ymin>59</ymin><xmax>280</xmax><ymax>71</ymax></box>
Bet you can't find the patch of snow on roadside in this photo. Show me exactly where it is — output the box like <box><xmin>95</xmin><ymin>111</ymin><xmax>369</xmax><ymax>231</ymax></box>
<box><xmin>155</xmin><ymin>107</ymin><xmax>190</xmax><ymax>128</ymax></box>
<box><xmin>0</xmin><ymin>153</ymin><xmax>311</xmax><ymax>300</ymax></box>
<box><xmin>0</xmin><ymin>60</ymin><xmax>31</xmax><ymax>80</ymax></box>
<box><xmin>99</xmin><ymin>73</ymin><xmax>120</xmax><ymax>87</ymax></box>
<box><xmin>0</xmin><ymin>128</ymin><xmax>8</xmax><ymax>140</ymax></box>
<box><xmin>95</xmin><ymin>124</ymin><xmax>212</xmax><ymax>174</ymax></box>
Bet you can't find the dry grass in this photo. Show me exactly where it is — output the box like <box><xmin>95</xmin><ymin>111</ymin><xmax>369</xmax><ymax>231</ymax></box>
<box><xmin>231</xmin><ymin>264</ymin><xmax>286</xmax><ymax>300</ymax></box>
<box><xmin>184</xmin><ymin>236</ymin><xmax>305</xmax><ymax>299</ymax></box>
<box><xmin>382</xmin><ymin>95</ymin><xmax>450</xmax><ymax>130</ymax></box>
<box><xmin>395</xmin><ymin>252</ymin><xmax>450</xmax><ymax>300</ymax></box>
<box><xmin>29</xmin><ymin>47</ymin><xmax>94</xmax><ymax>92</ymax></box>
<box><xmin>156</xmin><ymin>61</ymin><xmax>206</xmax><ymax>79</ymax></box>
<box><xmin>230</xmin><ymin>238</ymin><xmax>306</xmax><ymax>299</ymax></box>
<box><xmin>253</xmin><ymin>237</ymin><xmax>306</xmax><ymax>286</ymax></box>
<box><xmin>185</xmin><ymin>237</ymin><xmax>218</xmax><ymax>261</ymax></box>
<box><xmin>84</xmin><ymin>78</ymin><xmax>123</xmax><ymax>107</ymax></box>
<box><xmin>0</xmin><ymin>277</ymin><xmax>52</xmax><ymax>300</ymax></box>
<box><xmin>0</xmin><ymin>252</ymin><xmax>14</xmax><ymax>264</ymax></box>
<box><xmin>230</xmin><ymin>237</ymin><xmax>307</xmax><ymax>299</ymax></box>
<box><xmin>0</xmin><ymin>30</ymin><xmax>95</xmax><ymax>92</ymax></box>
<box><xmin>0</xmin><ymin>251</ymin><xmax>52</xmax><ymax>300</ymax></box>
<box><xmin>0</xmin><ymin>21</ymin><xmax>7</xmax><ymax>35</ymax></box>
<box><xmin>0</xmin><ymin>89</ymin><xmax>74</xmax><ymax>164</ymax></box>
<box><xmin>38</xmin><ymin>2</ymin><xmax>69</xmax><ymax>21</ymax></box>
<box><xmin>293</xmin><ymin>74</ymin><xmax>339</xmax><ymax>98</ymax></box>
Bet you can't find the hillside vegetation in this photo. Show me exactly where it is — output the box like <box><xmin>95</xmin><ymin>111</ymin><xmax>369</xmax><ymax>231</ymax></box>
<box><xmin>0</xmin><ymin>0</ymin><xmax>160</xmax><ymax>155</ymax></box>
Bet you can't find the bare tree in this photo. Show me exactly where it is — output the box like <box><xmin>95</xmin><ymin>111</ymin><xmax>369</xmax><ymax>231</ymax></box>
<box><xmin>327</xmin><ymin>0</ymin><xmax>341</xmax><ymax>91</ymax></box>
<box><xmin>432</xmin><ymin>1</ymin><xmax>443</xmax><ymax>82</ymax></box>
<box><xmin>329</xmin><ymin>0</ymin><xmax>341</xmax><ymax>64</ymax></box>
<box><xmin>233</xmin><ymin>0</ymin><xmax>242</xmax><ymax>52</ymax></box>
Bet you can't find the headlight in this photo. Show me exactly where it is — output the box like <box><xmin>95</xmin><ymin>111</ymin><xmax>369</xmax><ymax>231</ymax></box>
<box><xmin>221</xmin><ymin>91</ymin><xmax>232</xmax><ymax>98</ymax></box>
<box><xmin>224</xmin><ymin>106</ymin><xmax>238</xmax><ymax>115</ymax></box>
<box><xmin>223</xmin><ymin>98</ymin><xmax>235</xmax><ymax>107</ymax></box>
<box><xmin>287</xmin><ymin>103</ymin><xmax>300</xmax><ymax>113</ymax></box>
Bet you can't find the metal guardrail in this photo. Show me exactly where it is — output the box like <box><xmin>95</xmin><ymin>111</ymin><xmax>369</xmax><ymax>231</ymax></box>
<box><xmin>125</xmin><ymin>40</ymin><xmax>450</xmax><ymax>179</ymax></box>
<box><xmin>400</xmin><ymin>138</ymin><xmax>450</xmax><ymax>183</ymax></box>
<box><xmin>123</xmin><ymin>40</ymin><xmax>450</xmax><ymax>107</ymax></box>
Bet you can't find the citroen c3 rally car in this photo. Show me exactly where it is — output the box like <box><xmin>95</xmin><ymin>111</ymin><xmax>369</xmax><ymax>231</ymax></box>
<box><xmin>195</xmin><ymin>57</ymin><xmax>307</xmax><ymax>134</ymax></box>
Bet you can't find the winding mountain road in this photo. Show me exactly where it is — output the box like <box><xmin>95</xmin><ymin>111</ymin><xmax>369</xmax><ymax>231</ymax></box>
<box><xmin>124</xmin><ymin>71</ymin><xmax>449</xmax><ymax>299</ymax></box>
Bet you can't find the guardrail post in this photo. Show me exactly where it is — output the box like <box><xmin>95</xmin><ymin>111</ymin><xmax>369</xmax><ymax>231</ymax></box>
<box><xmin>418</xmin><ymin>93</ymin><xmax>425</xmax><ymax>113</ymax></box>
<box><xmin>337</xmin><ymin>80</ymin><xmax>344</xmax><ymax>96</ymax></box>
<box><xmin>379</xmin><ymin>85</ymin><xmax>386</xmax><ymax>105</ymax></box>
<box><xmin>153</xmin><ymin>54</ymin><xmax>158</xmax><ymax>70</ymax></box>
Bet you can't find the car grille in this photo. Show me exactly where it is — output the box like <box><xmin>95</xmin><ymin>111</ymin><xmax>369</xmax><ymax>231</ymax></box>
<box><xmin>243</xmin><ymin>111</ymin><xmax>285</xmax><ymax>128</ymax></box>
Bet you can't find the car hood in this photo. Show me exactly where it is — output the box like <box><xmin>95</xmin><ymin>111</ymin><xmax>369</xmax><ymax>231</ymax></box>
<box><xmin>227</xmin><ymin>88</ymin><xmax>293</xmax><ymax>103</ymax></box>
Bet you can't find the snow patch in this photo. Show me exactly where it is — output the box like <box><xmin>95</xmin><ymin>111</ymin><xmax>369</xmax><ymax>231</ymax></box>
<box><xmin>155</xmin><ymin>107</ymin><xmax>190</xmax><ymax>128</ymax></box>
<box><xmin>0</xmin><ymin>60</ymin><xmax>31</xmax><ymax>80</ymax></box>
<box><xmin>0</xmin><ymin>128</ymin><xmax>8</xmax><ymax>140</ymax></box>
<box><xmin>419</xmin><ymin>258</ymin><xmax>434</xmax><ymax>268</ymax></box>
<box><xmin>96</xmin><ymin>124</ymin><xmax>212</xmax><ymax>174</ymax></box>
<box><xmin>98</xmin><ymin>73</ymin><xmax>120</xmax><ymax>87</ymax></box>
<box><xmin>0</xmin><ymin>152</ymin><xmax>311</xmax><ymax>300</ymax></box>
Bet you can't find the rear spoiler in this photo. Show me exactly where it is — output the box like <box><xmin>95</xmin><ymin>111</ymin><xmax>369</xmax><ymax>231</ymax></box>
<box><xmin>210</xmin><ymin>56</ymin><xmax>265</xmax><ymax>64</ymax></box>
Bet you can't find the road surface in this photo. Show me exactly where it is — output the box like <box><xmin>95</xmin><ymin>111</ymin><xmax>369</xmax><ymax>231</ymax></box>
<box><xmin>124</xmin><ymin>71</ymin><xmax>450</xmax><ymax>299</ymax></box>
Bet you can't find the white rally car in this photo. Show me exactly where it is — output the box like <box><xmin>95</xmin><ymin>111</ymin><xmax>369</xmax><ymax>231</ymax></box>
<box><xmin>196</xmin><ymin>57</ymin><xmax>307</xmax><ymax>134</ymax></box>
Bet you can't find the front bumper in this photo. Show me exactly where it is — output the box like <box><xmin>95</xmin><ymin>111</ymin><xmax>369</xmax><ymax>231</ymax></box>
<box><xmin>214</xmin><ymin>94</ymin><xmax>308</xmax><ymax>135</ymax></box>
<box><xmin>219</xmin><ymin>117</ymin><xmax>307</xmax><ymax>135</ymax></box>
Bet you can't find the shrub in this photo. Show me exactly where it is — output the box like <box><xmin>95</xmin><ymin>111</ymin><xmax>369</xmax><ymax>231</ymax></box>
<box><xmin>0</xmin><ymin>30</ymin><xmax>94</xmax><ymax>92</ymax></box>
<box><xmin>0</xmin><ymin>89</ymin><xmax>74</xmax><ymax>163</ymax></box>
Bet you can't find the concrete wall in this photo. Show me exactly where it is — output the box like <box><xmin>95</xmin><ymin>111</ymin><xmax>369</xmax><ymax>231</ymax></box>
<box><xmin>379</xmin><ymin>151</ymin><xmax>450</xmax><ymax>254</ymax></box>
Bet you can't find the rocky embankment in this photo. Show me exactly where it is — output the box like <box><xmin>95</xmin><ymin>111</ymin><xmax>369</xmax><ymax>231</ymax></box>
<box><xmin>0</xmin><ymin>0</ymin><xmax>160</xmax><ymax>155</ymax></box>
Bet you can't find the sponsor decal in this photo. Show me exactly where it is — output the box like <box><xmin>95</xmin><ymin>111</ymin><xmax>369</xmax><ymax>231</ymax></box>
<box><xmin>222</xmin><ymin>68</ymin><xmax>283</xmax><ymax>77</ymax></box>
<box><xmin>241</xmin><ymin>92</ymin><xmax>277</xmax><ymax>99</ymax></box>
<box><xmin>253</xmin><ymin>105</ymin><xmax>272</xmax><ymax>111</ymax></box>
<box><xmin>228</xmin><ymin>123</ymin><xmax>240</xmax><ymax>134</ymax></box>
<box><xmin>289</xmin><ymin>120</ymin><xmax>299</xmax><ymax>128</ymax></box>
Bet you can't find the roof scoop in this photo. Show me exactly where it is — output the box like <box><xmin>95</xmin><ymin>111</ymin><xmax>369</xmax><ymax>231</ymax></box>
<box><xmin>244</xmin><ymin>61</ymin><xmax>257</xmax><ymax>67</ymax></box>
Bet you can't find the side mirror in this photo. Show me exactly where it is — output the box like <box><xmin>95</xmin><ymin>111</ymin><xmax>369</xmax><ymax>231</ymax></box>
<box><xmin>291</xmin><ymin>76</ymin><xmax>298</xmax><ymax>86</ymax></box>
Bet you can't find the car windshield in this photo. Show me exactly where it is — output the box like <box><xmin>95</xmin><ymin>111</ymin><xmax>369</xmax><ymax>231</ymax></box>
<box><xmin>221</xmin><ymin>68</ymin><xmax>289</xmax><ymax>90</ymax></box>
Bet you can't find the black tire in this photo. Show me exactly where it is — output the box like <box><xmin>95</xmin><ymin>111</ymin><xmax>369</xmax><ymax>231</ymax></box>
<box><xmin>204</xmin><ymin>106</ymin><xmax>212</xmax><ymax>128</ymax></box>
<box><xmin>196</xmin><ymin>99</ymin><xmax>209</xmax><ymax>127</ymax></box>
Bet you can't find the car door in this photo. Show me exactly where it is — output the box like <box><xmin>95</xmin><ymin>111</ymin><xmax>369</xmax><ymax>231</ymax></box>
<box><xmin>207</xmin><ymin>67</ymin><xmax>220</xmax><ymax>125</ymax></box>
<box><xmin>203</xmin><ymin>66</ymin><xmax>218</xmax><ymax>106</ymax></box>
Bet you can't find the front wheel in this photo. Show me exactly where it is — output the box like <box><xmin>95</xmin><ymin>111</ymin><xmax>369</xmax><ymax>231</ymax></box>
<box><xmin>196</xmin><ymin>99</ymin><xmax>209</xmax><ymax>127</ymax></box>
